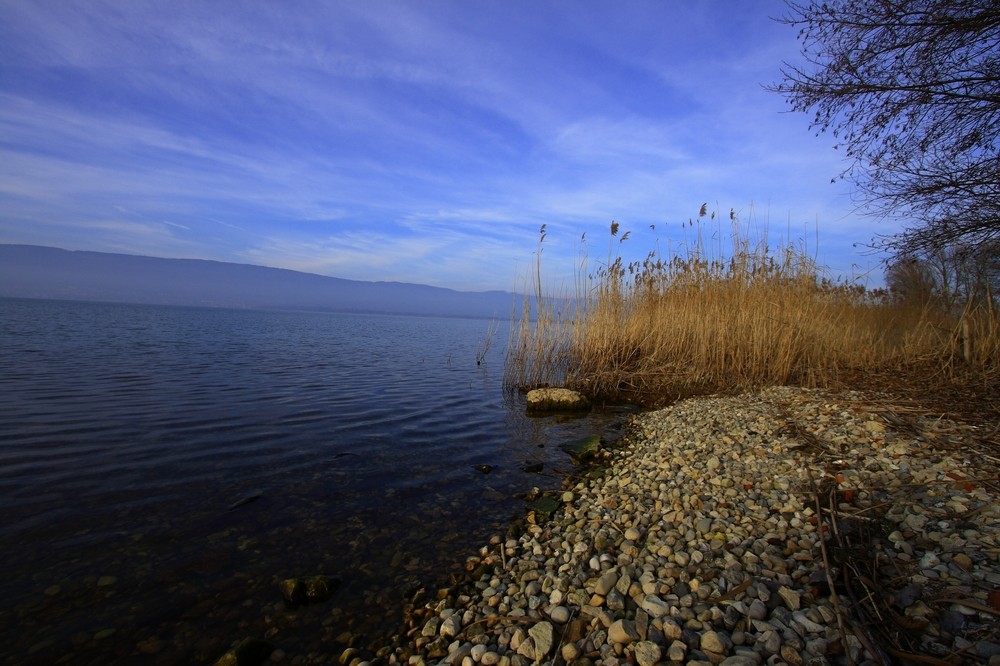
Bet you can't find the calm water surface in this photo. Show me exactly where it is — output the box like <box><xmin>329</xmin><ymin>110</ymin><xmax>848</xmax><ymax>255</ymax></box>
<box><xmin>0</xmin><ymin>298</ymin><xmax>622</xmax><ymax>664</ymax></box>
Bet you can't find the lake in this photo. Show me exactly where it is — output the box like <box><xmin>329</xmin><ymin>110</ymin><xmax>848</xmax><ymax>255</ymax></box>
<box><xmin>0</xmin><ymin>298</ymin><xmax>622</xmax><ymax>664</ymax></box>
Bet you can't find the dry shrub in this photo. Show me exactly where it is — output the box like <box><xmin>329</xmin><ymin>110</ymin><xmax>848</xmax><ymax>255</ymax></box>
<box><xmin>504</xmin><ymin>215</ymin><xmax>998</xmax><ymax>405</ymax></box>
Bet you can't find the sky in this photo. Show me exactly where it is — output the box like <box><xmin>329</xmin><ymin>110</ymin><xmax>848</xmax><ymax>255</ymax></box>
<box><xmin>0</xmin><ymin>1</ymin><xmax>901</xmax><ymax>292</ymax></box>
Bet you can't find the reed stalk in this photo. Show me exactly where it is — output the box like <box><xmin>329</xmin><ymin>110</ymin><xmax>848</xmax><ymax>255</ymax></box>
<box><xmin>504</xmin><ymin>211</ymin><xmax>999</xmax><ymax>405</ymax></box>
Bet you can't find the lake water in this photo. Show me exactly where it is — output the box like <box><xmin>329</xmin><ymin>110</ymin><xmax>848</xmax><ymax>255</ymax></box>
<box><xmin>0</xmin><ymin>298</ymin><xmax>623</xmax><ymax>665</ymax></box>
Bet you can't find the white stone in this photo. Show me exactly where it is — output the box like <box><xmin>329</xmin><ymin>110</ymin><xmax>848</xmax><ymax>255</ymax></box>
<box><xmin>639</xmin><ymin>594</ymin><xmax>671</xmax><ymax>618</ymax></box>
<box><xmin>791</xmin><ymin>611</ymin><xmax>825</xmax><ymax>634</ymax></box>
<box><xmin>440</xmin><ymin>614</ymin><xmax>462</xmax><ymax>638</ymax></box>
<box><xmin>447</xmin><ymin>644</ymin><xmax>473</xmax><ymax>666</ymax></box>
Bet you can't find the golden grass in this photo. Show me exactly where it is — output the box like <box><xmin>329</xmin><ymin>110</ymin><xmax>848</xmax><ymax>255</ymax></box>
<box><xmin>504</xmin><ymin>217</ymin><xmax>999</xmax><ymax>406</ymax></box>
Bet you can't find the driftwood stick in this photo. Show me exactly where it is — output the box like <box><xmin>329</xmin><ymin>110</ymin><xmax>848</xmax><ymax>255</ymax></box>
<box><xmin>808</xmin><ymin>471</ymin><xmax>854</xmax><ymax>666</ymax></box>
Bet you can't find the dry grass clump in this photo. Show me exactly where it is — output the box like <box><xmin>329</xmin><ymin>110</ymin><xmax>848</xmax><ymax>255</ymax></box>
<box><xmin>504</xmin><ymin>213</ymin><xmax>999</xmax><ymax>406</ymax></box>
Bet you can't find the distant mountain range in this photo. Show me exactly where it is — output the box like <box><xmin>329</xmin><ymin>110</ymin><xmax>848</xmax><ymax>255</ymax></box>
<box><xmin>0</xmin><ymin>244</ymin><xmax>522</xmax><ymax>318</ymax></box>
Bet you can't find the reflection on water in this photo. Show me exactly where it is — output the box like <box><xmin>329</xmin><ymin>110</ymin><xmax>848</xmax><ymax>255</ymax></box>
<box><xmin>0</xmin><ymin>299</ymin><xmax>624</xmax><ymax>664</ymax></box>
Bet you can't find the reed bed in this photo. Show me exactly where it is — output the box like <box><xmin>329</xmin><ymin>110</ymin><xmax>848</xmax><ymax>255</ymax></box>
<box><xmin>504</xmin><ymin>216</ymin><xmax>999</xmax><ymax>406</ymax></box>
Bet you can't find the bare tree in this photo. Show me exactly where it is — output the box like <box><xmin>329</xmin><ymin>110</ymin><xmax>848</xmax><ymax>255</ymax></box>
<box><xmin>886</xmin><ymin>241</ymin><xmax>1000</xmax><ymax>310</ymax></box>
<box><xmin>769</xmin><ymin>0</ymin><xmax>1000</xmax><ymax>255</ymax></box>
<box><xmin>885</xmin><ymin>254</ymin><xmax>939</xmax><ymax>307</ymax></box>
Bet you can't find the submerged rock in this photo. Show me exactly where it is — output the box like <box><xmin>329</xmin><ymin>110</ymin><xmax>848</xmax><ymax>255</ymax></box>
<box><xmin>212</xmin><ymin>637</ymin><xmax>274</xmax><ymax>666</ymax></box>
<box><xmin>528</xmin><ymin>495</ymin><xmax>562</xmax><ymax>523</ymax></box>
<box><xmin>280</xmin><ymin>575</ymin><xmax>341</xmax><ymax>605</ymax></box>
<box><xmin>560</xmin><ymin>434</ymin><xmax>602</xmax><ymax>462</ymax></box>
<box><xmin>525</xmin><ymin>388</ymin><xmax>591</xmax><ymax>413</ymax></box>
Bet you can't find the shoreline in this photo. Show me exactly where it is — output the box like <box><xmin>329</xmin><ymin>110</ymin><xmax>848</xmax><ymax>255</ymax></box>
<box><xmin>362</xmin><ymin>386</ymin><xmax>999</xmax><ymax>666</ymax></box>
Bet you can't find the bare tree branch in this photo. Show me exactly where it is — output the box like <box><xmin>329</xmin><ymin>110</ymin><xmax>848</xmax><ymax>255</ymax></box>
<box><xmin>767</xmin><ymin>0</ymin><xmax>1000</xmax><ymax>257</ymax></box>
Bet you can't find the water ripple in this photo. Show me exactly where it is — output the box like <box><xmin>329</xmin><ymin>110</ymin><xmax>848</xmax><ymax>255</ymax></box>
<box><xmin>0</xmin><ymin>299</ymin><xmax>617</xmax><ymax>664</ymax></box>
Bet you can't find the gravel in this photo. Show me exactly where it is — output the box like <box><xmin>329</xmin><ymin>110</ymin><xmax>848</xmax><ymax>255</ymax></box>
<box><xmin>351</xmin><ymin>387</ymin><xmax>1000</xmax><ymax>666</ymax></box>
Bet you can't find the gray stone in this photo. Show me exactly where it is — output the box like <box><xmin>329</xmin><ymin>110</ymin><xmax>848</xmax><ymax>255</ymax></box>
<box><xmin>762</xmin><ymin>630</ymin><xmax>781</xmax><ymax>655</ymax></box>
<box><xmin>606</xmin><ymin>588</ymin><xmax>625</xmax><ymax>611</ymax></box>
<box><xmin>720</xmin><ymin>656</ymin><xmax>761</xmax><ymax>666</ymax></box>
<box><xmin>549</xmin><ymin>606</ymin><xmax>570</xmax><ymax>624</ymax></box>
<box><xmin>974</xmin><ymin>642</ymin><xmax>1000</xmax><ymax>658</ymax></box>
<box><xmin>748</xmin><ymin>599</ymin><xmax>768</xmax><ymax>620</ymax></box>
<box><xmin>448</xmin><ymin>644</ymin><xmax>473</xmax><ymax>665</ymax></box>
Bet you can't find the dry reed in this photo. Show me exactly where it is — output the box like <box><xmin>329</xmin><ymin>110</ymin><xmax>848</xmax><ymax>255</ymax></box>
<box><xmin>504</xmin><ymin>212</ymin><xmax>999</xmax><ymax>405</ymax></box>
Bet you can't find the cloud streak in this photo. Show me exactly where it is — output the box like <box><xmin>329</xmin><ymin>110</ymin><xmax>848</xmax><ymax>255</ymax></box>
<box><xmin>0</xmin><ymin>1</ymin><xmax>894</xmax><ymax>291</ymax></box>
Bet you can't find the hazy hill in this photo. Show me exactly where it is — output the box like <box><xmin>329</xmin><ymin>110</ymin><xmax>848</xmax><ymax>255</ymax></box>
<box><xmin>0</xmin><ymin>244</ymin><xmax>520</xmax><ymax>318</ymax></box>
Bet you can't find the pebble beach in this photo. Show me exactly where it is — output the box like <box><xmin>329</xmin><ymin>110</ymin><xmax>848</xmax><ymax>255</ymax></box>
<box><xmin>366</xmin><ymin>386</ymin><xmax>999</xmax><ymax>666</ymax></box>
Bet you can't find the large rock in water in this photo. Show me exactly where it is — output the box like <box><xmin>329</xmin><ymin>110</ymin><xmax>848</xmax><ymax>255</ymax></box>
<box><xmin>525</xmin><ymin>388</ymin><xmax>591</xmax><ymax>413</ymax></box>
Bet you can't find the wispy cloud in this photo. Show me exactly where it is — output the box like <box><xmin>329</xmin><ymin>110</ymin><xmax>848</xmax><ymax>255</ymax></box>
<box><xmin>0</xmin><ymin>1</ymin><xmax>890</xmax><ymax>290</ymax></box>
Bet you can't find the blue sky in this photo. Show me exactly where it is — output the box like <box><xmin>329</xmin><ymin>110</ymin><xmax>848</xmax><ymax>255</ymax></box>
<box><xmin>0</xmin><ymin>1</ymin><xmax>898</xmax><ymax>292</ymax></box>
